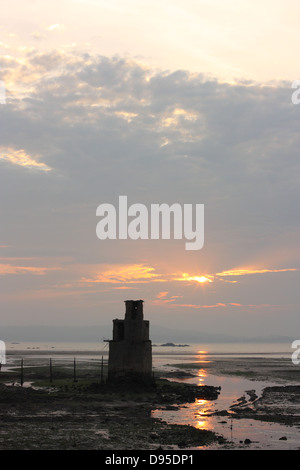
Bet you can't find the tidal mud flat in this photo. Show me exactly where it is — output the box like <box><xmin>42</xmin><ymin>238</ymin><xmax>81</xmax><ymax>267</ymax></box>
<box><xmin>0</xmin><ymin>353</ymin><xmax>299</xmax><ymax>450</ymax></box>
<box><xmin>0</xmin><ymin>378</ymin><xmax>220</xmax><ymax>450</ymax></box>
<box><xmin>204</xmin><ymin>356</ymin><xmax>300</xmax><ymax>429</ymax></box>
<box><xmin>155</xmin><ymin>355</ymin><xmax>300</xmax><ymax>449</ymax></box>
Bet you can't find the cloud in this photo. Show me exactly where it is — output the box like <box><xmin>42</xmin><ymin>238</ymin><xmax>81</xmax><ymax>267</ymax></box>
<box><xmin>31</xmin><ymin>32</ymin><xmax>46</xmax><ymax>41</ymax></box>
<box><xmin>174</xmin><ymin>273</ymin><xmax>214</xmax><ymax>283</ymax></box>
<box><xmin>0</xmin><ymin>49</ymin><xmax>299</xmax><ymax>334</ymax></box>
<box><xmin>0</xmin><ymin>263</ymin><xmax>57</xmax><ymax>275</ymax></box>
<box><xmin>216</xmin><ymin>268</ymin><xmax>299</xmax><ymax>277</ymax></box>
<box><xmin>151</xmin><ymin>291</ymin><xmax>183</xmax><ymax>305</ymax></box>
<box><xmin>81</xmin><ymin>263</ymin><xmax>166</xmax><ymax>284</ymax></box>
<box><xmin>156</xmin><ymin>291</ymin><xmax>169</xmax><ymax>298</ymax></box>
<box><xmin>169</xmin><ymin>302</ymin><xmax>280</xmax><ymax>310</ymax></box>
<box><xmin>171</xmin><ymin>267</ymin><xmax>299</xmax><ymax>285</ymax></box>
<box><xmin>47</xmin><ymin>24</ymin><xmax>65</xmax><ymax>32</ymax></box>
<box><xmin>0</xmin><ymin>147</ymin><xmax>51</xmax><ymax>171</ymax></box>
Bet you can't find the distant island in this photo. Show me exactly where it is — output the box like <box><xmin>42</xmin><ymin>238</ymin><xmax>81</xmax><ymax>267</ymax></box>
<box><xmin>159</xmin><ymin>342</ymin><xmax>190</xmax><ymax>348</ymax></box>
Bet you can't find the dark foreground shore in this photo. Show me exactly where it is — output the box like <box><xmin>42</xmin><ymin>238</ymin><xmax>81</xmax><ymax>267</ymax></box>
<box><xmin>0</xmin><ymin>355</ymin><xmax>299</xmax><ymax>450</ymax></box>
<box><xmin>0</xmin><ymin>379</ymin><xmax>220</xmax><ymax>450</ymax></box>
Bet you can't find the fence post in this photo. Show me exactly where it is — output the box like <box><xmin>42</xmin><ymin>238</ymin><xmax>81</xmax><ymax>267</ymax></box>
<box><xmin>20</xmin><ymin>358</ymin><xmax>24</xmax><ymax>386</ymax></box>
<box><xmin>73</xmin><ymin>357</ymin><xmax>77</xmax><ymax>382</ymax></box>
<box><xmin>50</xmin><ymin>358</ymin><xmax>53</xmax><ymax>384</ymax></box>
<box><xmin>100</xmin><ymin>356</ymin><xmax>104</xmax><ymax>384</ymax></box>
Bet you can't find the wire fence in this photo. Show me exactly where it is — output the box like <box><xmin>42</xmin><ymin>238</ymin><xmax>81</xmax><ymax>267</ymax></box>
<box><xmin>0</xmin><ymin>355</ymin><xmax>108</xmax><ymax>387</ymax></box>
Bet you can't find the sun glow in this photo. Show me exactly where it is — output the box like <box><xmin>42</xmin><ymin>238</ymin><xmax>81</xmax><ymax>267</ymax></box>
<box><xmin>197</xmin><ymin>368</ymin><xmax>208</xmax><ymax>383</ymax></box>
<box><xmin>176</xmin><ymin>273</ymin><xmax>213</xmax><ymax>284</ymax></box>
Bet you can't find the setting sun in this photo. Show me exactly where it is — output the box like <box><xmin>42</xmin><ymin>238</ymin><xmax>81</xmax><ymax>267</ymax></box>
<box><xmin>176</xmin><ymin>273</ymin><xmax>214</xmax><ymax>284</ymax></box>
<box><xmin>194</xmin><ymin>276</ymin><xmax>212</xmax><ymax>283</ymax></box>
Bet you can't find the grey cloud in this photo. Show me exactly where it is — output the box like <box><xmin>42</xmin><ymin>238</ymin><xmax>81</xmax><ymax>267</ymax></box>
<box><xmin>1</xmin><ymin>51</ymin><xmax>299</xmax><ymax>268</ymax></box>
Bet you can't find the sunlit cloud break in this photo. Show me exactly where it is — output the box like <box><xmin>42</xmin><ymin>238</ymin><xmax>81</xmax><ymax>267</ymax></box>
<box><xmin>174</xmin><ymin>273</ymin><xmax>213</xmax><ymax>283</ymax></box>
<box><xmin>0</xmin><ymin>148</ymin><xmax>51</xmax><ymax>171</ymax></box>
<box><xmin>81</xmin><ymin>263</ymin><xmax>166</xmax><ymax>284</ymax></box>
<box><xmin>152</xmin><ymin>291</ymin><xmax>183</xmax><ymax>305</ymax></box>
<box><xmin>0</xmin><ymin>264</ymin><xmax>57</xmax><ymax>275</ymax></box>
<box><xmin>216</xmin><ymin>268</ymin><xmax>299</xmax><ymax>277</ymax></box>
<box><xmin>173</xmin><ymin>266</ymin><xmax>298</xmax><ymax>285</ymax></box>
<box><xmin>170</xmin><ymin>302</ymin><xmax>280</xmax><ymax>309</ymax></box>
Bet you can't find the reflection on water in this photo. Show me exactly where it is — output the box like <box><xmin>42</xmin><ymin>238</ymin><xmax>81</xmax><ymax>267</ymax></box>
<box><xmin>192</xmin><ymin>399</ymin><xmax>213</xmax><ymax>430</ymax></box>
<box><xmin>152</xmin><ymin>351</ymin><xmax>300</xmax><ymax>450</ymax></box>
<box><xmin>4</xmin><ymin>342</ymin><xmax>300</xmax><ymax>449</ymax></box>
<box><xmin>197</xmin><ymin>368</ymin><xmax>207</xmax><ymax>383</ymax></box>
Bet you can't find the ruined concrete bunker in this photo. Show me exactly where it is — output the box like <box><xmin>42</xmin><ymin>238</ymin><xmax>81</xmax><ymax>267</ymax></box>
<box><xmin>108</xmin><ymin>300</ymin><xmax>152</xmax><ymax>382</ymax></box>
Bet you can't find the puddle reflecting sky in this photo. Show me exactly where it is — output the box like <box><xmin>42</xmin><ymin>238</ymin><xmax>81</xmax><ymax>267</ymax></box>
<box><xmin>152</xmin><ymin>353</ymin><xmax>300</xmax><ymax>450</ymax></box>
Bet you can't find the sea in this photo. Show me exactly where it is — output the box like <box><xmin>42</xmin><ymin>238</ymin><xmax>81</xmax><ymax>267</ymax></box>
<box><xmin>2</xmin><ymin>340</ymin><xmax>300</xmax><ymax>450</ymax></box>
<box><xmin>4</xmin><ymin>339</ymin><xmax>293</xmax><ymax>355</ymax></box>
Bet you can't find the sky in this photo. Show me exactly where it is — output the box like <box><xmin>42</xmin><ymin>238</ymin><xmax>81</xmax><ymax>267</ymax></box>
<box><xmin>0</xmin><ymin>0</ymin><xmax>300</xmax><ymax>341</ymax></box>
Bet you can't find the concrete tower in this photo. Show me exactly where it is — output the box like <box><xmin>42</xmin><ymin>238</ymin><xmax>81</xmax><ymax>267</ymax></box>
<box><xmin>108</xmin><ymin>300</ymin><xmax>152</xmax><ymax>382</ymax></box>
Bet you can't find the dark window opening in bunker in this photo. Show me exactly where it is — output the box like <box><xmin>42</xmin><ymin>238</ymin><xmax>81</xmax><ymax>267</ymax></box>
<box><xmin>116</xmin><ymin>322</ymin><xmax>124</xmax><ymax>341</ymax></box>
<box><xmin>132</xmin><ymin>301</ymin><xmax>139</xmax><ymax>319</ymax></box>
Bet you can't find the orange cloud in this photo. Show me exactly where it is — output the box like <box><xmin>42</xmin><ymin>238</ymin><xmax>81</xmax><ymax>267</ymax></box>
<box><xmin>0</xmin><ymin>263</ymin><xmax>57</xmax><ymax>275</ymax></box>
<box><xmin>216</xmin><ymin>267</ymin><xmax>298</xmax><ymax>277</ymax></box>
<box><xmin>81</xmin><ymin>263</ymin><xmax>166</xmax><ymax>284</ymax></box>
<box><xmin>174</xmin><ymin>302</ymin><xmax>228</xmax><ymax>309</ymax></box>
<box><xmin>174</xmin><ymin>272</ymin><xmax>214</xmax><ymax>283</ymax></box>
<box><xmin>0</xmin><ymin>147</ymin><xmax>51</xmax><ymax>171</ymax></box>
<box><xmin>152</xmin><ymin>291</ymin><xmax>183</xmax><ymax>305</ymax></box>
<box><xmin>112</xmin><ymin>286</ymin><xmax>138</xmax><ymax>290</ymax></box>
<box><xmin>169</xmin><ymin>302</ymin><xmax>278</xmax><ymax>309</ymax></box>
<box><xmin>174</xmin><ymin>266</ymin><xmax>299</xmax><ymax>285</ymax></box>
<box><xmin>156</xmin><ymin>291</ymin><xmax>169</xmax><ymax>298</ymax></box>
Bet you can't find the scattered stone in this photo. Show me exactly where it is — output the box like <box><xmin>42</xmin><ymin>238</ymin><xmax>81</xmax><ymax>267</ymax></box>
<box><xmin>246</xmin><ymin>390</ymin><xmax>258</xmax><ymax>401</ymax></box>
<box><xmin>244</xmin><ymin>438</ymin><xmax>251</xmax><ymax>444</ymax></box>
<box><xmin>279</xmin><ymin>436</ymin><xmax>287</xmax><ymax>440</ymax></box>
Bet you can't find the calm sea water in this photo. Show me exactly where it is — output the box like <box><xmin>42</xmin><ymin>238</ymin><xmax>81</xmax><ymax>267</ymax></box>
<box><xmin>5</xmin><ymin>340</ymin><xmax>293</xmax><ymax>357</ymax></box>
<box><xmin>3</xmin><ymin>340</ymin><xmax>299</xmax><ymax>449</ymax></box>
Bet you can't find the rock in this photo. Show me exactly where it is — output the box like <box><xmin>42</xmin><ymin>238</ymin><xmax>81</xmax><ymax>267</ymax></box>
<box><xmin>177</xmin><ymin>440</ymin><xmax>187</xmax><ymax>448</ymax></box>
<box><xmin>214</xmin><ymin>410</ymin><xmax>230</xmax><ymax>416</ymax></box>
<box><xmin>244</xmin><ymin>438</ymin><xmax>251</xmax><ymax>444</ymax></box>
<box><xmin>246</xmin><ymin>389</ymin><xmax>258</xmax><ymax>401</ymax></box>
<box><xmin>279</xmin><ymin>436</ymin><xmax>287</xmax><ymax>440</ymax></box>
